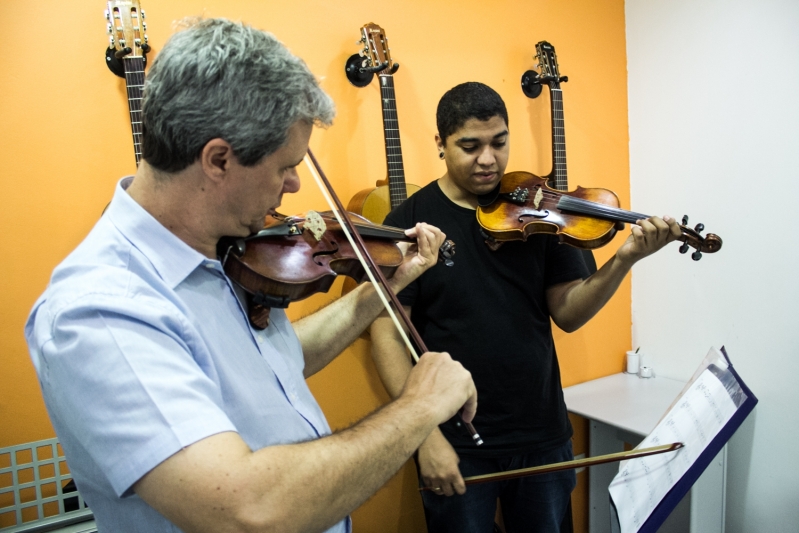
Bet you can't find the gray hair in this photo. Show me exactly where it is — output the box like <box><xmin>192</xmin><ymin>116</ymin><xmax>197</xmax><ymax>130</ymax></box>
<box><xmin>142</xmin><ymin>18</ymin><xmax>335</xmax><ymax>173</ymax></box>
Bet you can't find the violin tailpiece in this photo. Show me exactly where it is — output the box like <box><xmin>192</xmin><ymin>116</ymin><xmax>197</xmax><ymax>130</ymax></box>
<box><xmin>479</xmin><ymin>229</ymin><xmax>504</xmax><ymax>252</ymax></box>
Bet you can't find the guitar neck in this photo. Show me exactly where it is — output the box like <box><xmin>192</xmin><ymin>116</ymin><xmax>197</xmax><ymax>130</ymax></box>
<box><xmin>549</xmin><ymin>86</ymin><xmax>567</xmax><ymax>191</ymax></box>
<box><xmin>379</xmin><ymin>75</ymin><xmax>408</xmax><ymax>209</ymax></box>
<box><xmin>123</xmin><ymin>56</ymin><xmax>145</xmax><ymax>166</ymax></box>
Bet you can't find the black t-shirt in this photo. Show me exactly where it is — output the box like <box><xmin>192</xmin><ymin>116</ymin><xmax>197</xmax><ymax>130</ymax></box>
<box><xmin>384</xmin><ymin>181</ymin><xmax>589</xmax><ymax>456</ymax></box>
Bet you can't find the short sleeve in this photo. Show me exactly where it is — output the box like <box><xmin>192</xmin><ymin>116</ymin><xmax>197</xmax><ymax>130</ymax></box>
<box><xmin>543</xmin><ymin>236</ymin><xmax>591</xmax><ymax>288</ymax></box>
<box><xmin>36</xmin><ymin>292</ymin><xmax>236</xmax><ymax>497</ymax></box>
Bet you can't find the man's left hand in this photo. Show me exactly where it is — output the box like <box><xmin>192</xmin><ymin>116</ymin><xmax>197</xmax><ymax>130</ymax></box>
<box><xmin>616</xmin><ymin>215</ymin><xmax>682</xmax><ymax>267</ymax></box>
<box><xmin>388</xmin><ymin>223</ymin><xmax>446</xmax><ymax>291</ymax></box>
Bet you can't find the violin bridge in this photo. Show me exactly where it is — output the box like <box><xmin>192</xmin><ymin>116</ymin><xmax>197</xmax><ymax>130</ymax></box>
<box><xmin>533</xmin><ymin>187</ymin><xmax>544</xmax><ymax>210</ymax></box>
<box><xmin>304</xmin><ymin>210</ymin><xmax>327</xmax><ymax>241</ymax></box>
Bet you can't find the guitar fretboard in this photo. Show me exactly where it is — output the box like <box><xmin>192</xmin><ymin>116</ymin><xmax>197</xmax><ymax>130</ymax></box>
<box><xmin>550</xmin><ymin>88</ymin><xmax>567</xmax><ymax>191</ymax></box>
<box><xmin>379</xmin><ymin>75</ymin><xmax>408</xmax><ymax>209</ymax></box>
<box><xmin>123</xmin><ymin>56</ymin><xmax>145</xmax><ymax>166</ymax></box>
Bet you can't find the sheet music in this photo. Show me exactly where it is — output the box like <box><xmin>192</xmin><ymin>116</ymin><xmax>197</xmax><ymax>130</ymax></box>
<box><xmin>608</xmin><ymin>352</ymin><xmax>739</xmax><ymax>533</ymax></box>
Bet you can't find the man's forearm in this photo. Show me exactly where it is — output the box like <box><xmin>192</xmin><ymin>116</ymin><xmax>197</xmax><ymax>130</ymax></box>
<box><xmin>295</xmin><ymin>281</ymin><xmax>393</xmax><ymax>377</ymax></box>
<box><xmin>550</xmin><ymin>216</ymin><xmax>682</xmax><ymax>332</ymax></box>
<box><xmin>548</xmin><ymin>253</ymin><xmax>633</xmax><ymax>332</ymax></box>
<box><xmin>136</xmin><ymin>351</ymin><xmax>476</xmax><ymax>533</ymax></box>
<box><xmin>136</xmin><ymin>393</ymin><xmax>442</xmax><ymax>533</ymax></box>
<box><xmin>370</xmin><ymin>310</ymin><xmax>414</xmax><ymax>399</ymax></box>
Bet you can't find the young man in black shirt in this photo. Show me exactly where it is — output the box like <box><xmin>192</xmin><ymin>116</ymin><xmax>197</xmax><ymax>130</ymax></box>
<box><xmin>370</xmin><ymin>82</ymin><xmax>681</xmax><ymax>533</ymax></box>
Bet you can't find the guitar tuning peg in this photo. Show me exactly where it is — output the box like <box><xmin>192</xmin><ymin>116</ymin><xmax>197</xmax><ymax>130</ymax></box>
<box><xmin>682</xmin><ymin>215</ymin><xmax>689</xmax><ymax>226</ymax></box>
<box><xmin>692</xmin><ymin>250</ymin><xmax>702</xmax><ymax>261</ymax></box>
<box><xmin>694</xmin><ymin>223</ymin><xmax>704</xmax><ymax>233</ymax></box>
<box><xmin>679</xmin><ymin>242</ymin><xmax>690</xmax><ymax>254</ymax></box>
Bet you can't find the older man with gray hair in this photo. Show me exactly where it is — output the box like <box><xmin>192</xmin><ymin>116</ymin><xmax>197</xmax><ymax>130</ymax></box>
<box><xmin>25</xmin><ymin>18</ymin><xmax>476</xmax><ymax>533</ymax></box>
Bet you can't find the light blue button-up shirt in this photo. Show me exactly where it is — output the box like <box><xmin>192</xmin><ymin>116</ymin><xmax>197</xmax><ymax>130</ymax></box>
<box><xmin>25</xmin><ymin>177</ymin><xmax>350</xmax><ymax>533</ymax></box>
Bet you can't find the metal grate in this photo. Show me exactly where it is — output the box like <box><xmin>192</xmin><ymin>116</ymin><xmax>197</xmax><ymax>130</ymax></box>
<box><xmin>0</xmin><ymin>438</ymin><xmax>93</xmax><ymax>532</ymax></box>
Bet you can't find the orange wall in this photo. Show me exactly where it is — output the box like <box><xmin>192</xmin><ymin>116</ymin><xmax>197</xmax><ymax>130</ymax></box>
<box><xmin>0</xmin><ymin>0</ymin><xmax>629</xmax><ymax>530</ymax></box>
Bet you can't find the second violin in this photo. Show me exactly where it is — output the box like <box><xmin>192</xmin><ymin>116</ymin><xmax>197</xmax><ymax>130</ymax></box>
<box><xmin>477</xmin><ymin>172</ymin><xmax>722</xmax><ymax>260</ymax></box>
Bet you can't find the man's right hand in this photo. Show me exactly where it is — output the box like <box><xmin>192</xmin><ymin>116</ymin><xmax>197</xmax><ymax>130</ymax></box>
<box><xmin>418</xmin><ymin>429</ymin><xmax>465</xmax><ymax>496</ymax></box>
<box><xmin>401</xmin><ymin>351</ymin><xmax>477</xmax><ymax>427</ymax></box>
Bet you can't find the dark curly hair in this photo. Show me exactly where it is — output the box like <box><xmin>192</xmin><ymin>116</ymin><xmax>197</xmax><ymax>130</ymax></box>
<box><xmin>436</xmin><ymin>82</ymin><xmax>508</xmax><ymax>145</ymax></box>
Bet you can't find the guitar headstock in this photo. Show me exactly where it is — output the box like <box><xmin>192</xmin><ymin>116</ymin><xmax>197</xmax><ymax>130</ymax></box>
<box><xmin>535</xmin><ymin>41</ymin><xmax>566</xmax><ymax>88</ymax></box>
<box><xmin>345</xmin><ymin>22</ymin><xmax>398</xmax><ymax>87</ymax></box>
<box><xmin>521</xmin><ymin>40</ymin><xmax>567</xmax><ymax>98</ymax></box>
<box><xmin>105</xmin><ymin>1</ymin><xmax>149</xmax><ymax>60</ymax></box>
<box><xmin>360</xmin><ymin>23</ymin><xmax>397</xmax><ymax>76</ymax></box>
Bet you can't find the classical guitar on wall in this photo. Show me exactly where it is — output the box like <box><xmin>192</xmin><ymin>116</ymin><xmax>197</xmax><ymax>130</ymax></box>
<box><xmin>105</xmin><ymin>0</ymin><xmax>150</xmax><ymax>167</ymax></box>
<box><xmin>522</xmin><ymin>41</ymin><xmax>598</xmax><ymax>273</ymax></box>
<box><xmin>345</xmin><ymin>22</ymin><xmax>420</xmax><ymax>224</ymax></box>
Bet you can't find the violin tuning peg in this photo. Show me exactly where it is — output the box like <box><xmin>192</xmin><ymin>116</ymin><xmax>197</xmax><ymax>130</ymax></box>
<box><xmin>679</xmin><ymin>242</ymin><xmax>690</xmax><ymax>254</ymax></box>
<box><xmin>694</xmin><ymin>223</ymin><xmax>705</xmax><ymax>233</ymax></box>
<box><xmin>692</xmin><ymin>250</ymin><xmax>703</xmax><ymax>261</ymax></box>
<box><xmin>682</xmin><ymin>215</ymin><xmax>689</xmax><ymax>226</ymax></box>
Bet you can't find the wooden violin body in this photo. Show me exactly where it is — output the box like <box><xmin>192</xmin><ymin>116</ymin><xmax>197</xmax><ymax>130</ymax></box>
<box><xmin>221</xmin><ymin>211</ymin><xmax>407</xmax><ymax>311</ymax></box>
<box><xmin>220</xmin><ymin>209</ymin><xmax>455</xmax><ymax>328</ymax></box>
<box><xmin>477</xmin><ymin>171</ymin><xmax>722</xmax><ymax>259</ymax></box>
<box><xmin>478</xmin><ymin>172</ymin><xmax>620</xmax><ymax>249</ymax></box>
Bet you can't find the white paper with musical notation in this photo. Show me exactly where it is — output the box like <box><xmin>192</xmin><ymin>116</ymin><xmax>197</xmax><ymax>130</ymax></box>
<box><xmin>608</xmin><ymin>351</ymin><xmax>738</xmax><ymax>533</ymax></box>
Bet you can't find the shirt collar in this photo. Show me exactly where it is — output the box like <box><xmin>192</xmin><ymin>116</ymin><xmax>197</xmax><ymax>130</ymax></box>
<box><xmin>106</xmin><ymin>177</ymin><xmax>210</xmax><ymax>288</ymax></box>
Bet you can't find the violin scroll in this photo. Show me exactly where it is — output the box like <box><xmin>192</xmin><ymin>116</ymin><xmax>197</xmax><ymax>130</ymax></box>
<box><xmin>678</xmin><ymin>215</ymin><xmax>722</xmax><ymax>261</ymax></box>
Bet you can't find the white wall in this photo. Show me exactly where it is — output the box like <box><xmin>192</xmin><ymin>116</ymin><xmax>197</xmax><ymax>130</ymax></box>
<box><xmin>625</xmin><ymin>0</ymin><xmax>799</xmax><ymax>530</ymax></box>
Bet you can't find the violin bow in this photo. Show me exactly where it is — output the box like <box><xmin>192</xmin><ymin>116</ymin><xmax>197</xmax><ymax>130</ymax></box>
<box><xmin>303</xmin><ymin>150</ymin><xmax>483</xmax><ymax>446</ymax></box>
<box><xmin>419</xmin><ymin>442</ymin><xmax>684</xmax><ymax>490</ymax></box>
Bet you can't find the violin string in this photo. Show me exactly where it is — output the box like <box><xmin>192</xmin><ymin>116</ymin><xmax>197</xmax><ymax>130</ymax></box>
<box><xmin>302</xmin><ymin>155</ymin><xmax>420</xmax><ymax>362</ymax></box>
<box><xmin>296</xmin><ymin>212</ymin><xmax>407</xmax><ymax>240</ymax></box>
<box><xmin>508</xmin><ymin>187</ymin><xmax>650</xmax><ymax>223</ymax></box>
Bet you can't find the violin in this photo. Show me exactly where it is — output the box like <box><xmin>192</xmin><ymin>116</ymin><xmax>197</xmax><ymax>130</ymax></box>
<box><xmin>476</xmin><ymin>171</ymin><xmax>722</xmax><ymax>260</ymax></box>
<box><xmin>219</xmin><ymin>210</ymin><xmax>455</xmax><ymax>329</ymax></box>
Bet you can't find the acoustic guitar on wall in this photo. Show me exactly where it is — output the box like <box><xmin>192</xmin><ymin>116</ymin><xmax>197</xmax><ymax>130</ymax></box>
<box><xmin>345</xmin><ymin>22</ymin><xmax>420</xmax><ymax>224</ymax></box>
<box><xmin>522</xmin><ymin>41</ymin><xmax>598</xmax><ymax>273</ymax></box>
<box><xmin>105</xmin><ymin>0</ymin><xmax>150</xmax><ymax>167</ymax></box>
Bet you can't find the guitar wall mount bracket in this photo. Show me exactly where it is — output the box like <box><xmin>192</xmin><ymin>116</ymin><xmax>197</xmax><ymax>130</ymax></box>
<box><xmin>344</xmin><ymin>54</ymin><xmax>399</xmax><ymax>87</ymax></box>
<box><xmin>105</xmin><ymin>46</ymin><xmax>149</xmax><ymax>79</ymax></box>
<box><xmin>521</xmin><ymin>71</ymin><xmax>569</xmax><ymax>99</ymax></box>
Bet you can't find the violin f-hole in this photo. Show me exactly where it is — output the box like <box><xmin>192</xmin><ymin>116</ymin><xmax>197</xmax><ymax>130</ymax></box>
<box><xmin>311</xmin><ymin>237</ymin><xmax>341</xmax><ymax>265</ymax></box>
<box><xmin>518</xmin><ymin>210</ymin><xmax>550</xmax><ymax>221</ymax></box>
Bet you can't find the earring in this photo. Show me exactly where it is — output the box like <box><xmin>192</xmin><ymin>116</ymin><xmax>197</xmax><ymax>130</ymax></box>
<box><xmin>439</xmin><ymin>151</ymin><xmax>445</xmax><ymax>159</ymax></box>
